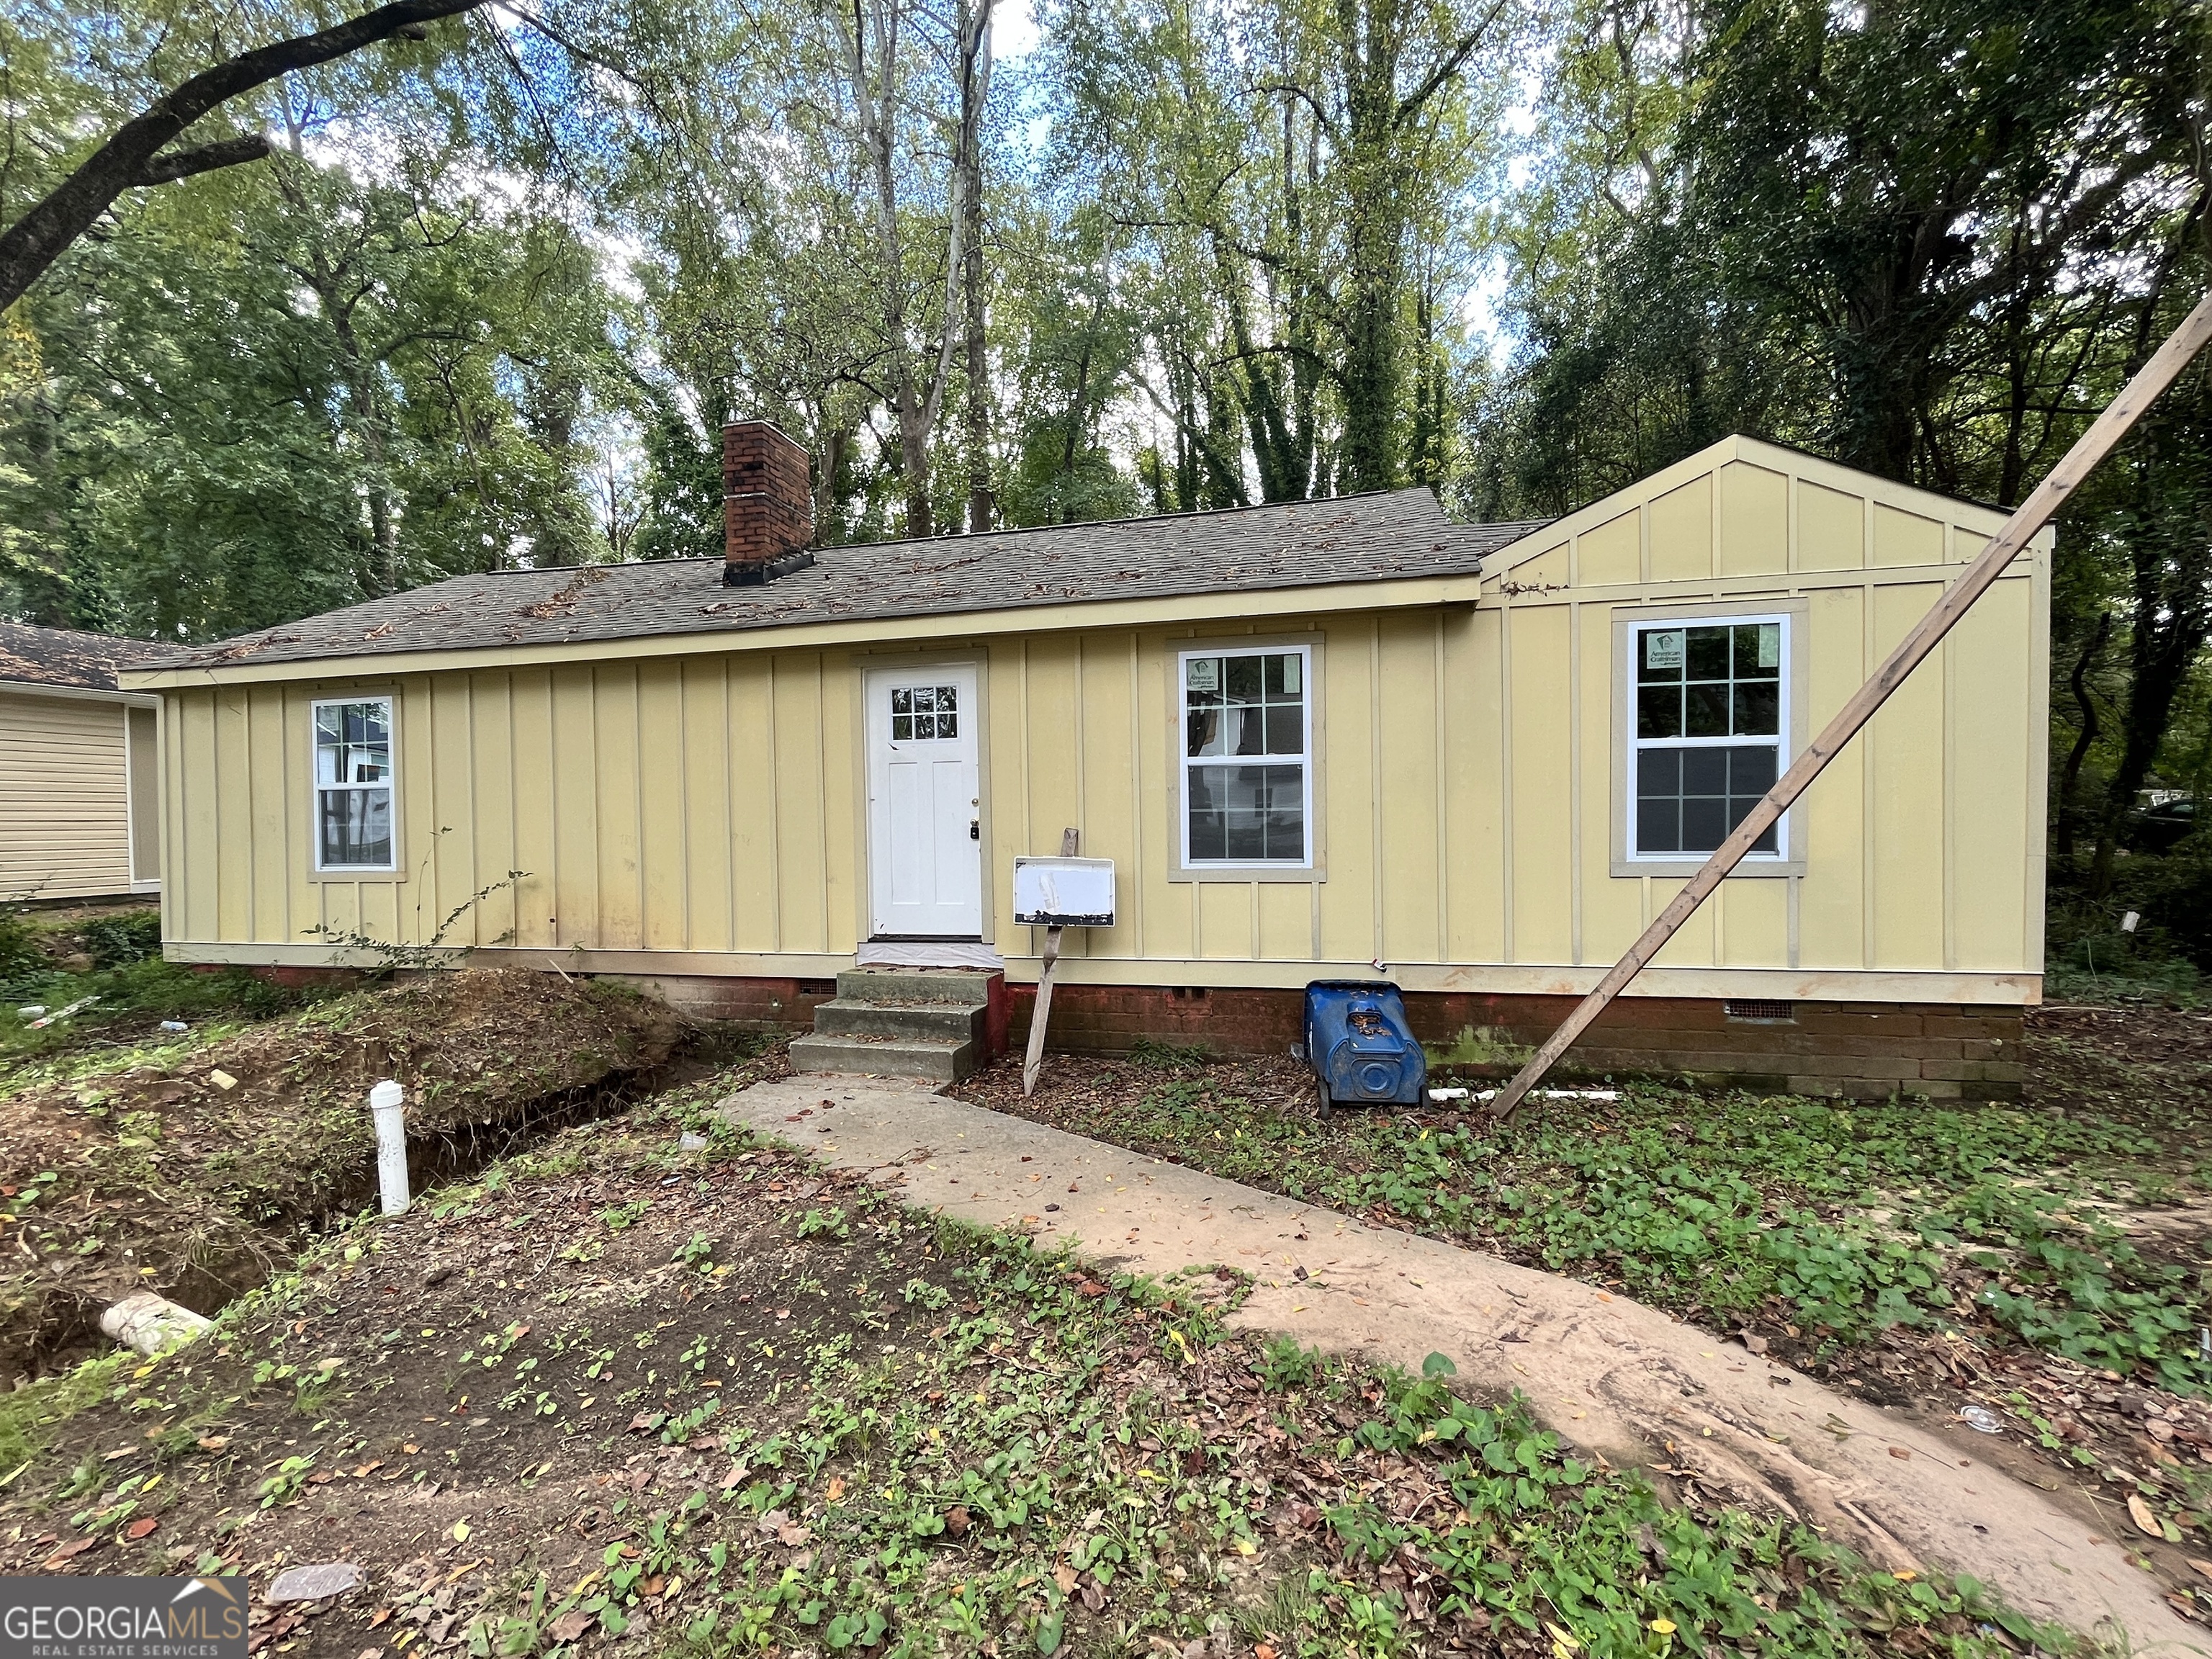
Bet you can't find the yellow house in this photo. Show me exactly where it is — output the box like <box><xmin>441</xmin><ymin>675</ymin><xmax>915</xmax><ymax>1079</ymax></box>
<box><xmin>122</xmin><ymin>428</ymin><xmax>2047</xmax><ymax>1099</ymax></box>
<box><xmin>1</xmin><ymin>623</ymin><xmax>164</xmax><ymax>902</ymax></box>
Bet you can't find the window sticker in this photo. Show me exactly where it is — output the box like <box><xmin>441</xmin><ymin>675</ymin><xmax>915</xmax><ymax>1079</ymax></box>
<box><xmin>1645</xmin><ymin>629</ymin><xmax>1684</xmax><ymax>670</ymax></box>
<box><xmin>1280</xmin><ymin>655</ymin><xmax>1300</xmax><ymax>695</ymax></box>
<box><xmin>1186</xmin><ymin>657</ymin><xmax>1219</xmax><ymax>692</ymax></box>
<box><xmin>1757</xmin><ymin>624</ymin><xmax>1780</xmax><ymax>669</ymax></box>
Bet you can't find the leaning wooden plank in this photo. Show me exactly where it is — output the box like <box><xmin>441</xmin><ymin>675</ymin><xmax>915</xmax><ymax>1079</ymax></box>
<box><xmin>1022</xmin><ymin>827</ymin><xmax>1081</xmax><ymax>1097</ymax></box>
<box><xmin>1488</xmin><ymin>291</ymin><xmax>2212</xmax><ymax>1121</ymax></box>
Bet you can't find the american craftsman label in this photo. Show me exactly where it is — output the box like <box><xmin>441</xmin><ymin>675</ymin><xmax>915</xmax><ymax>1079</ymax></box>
<box><xmin>1185</xmin><ymin>657</ymin><xmax>1219</xmax><ymax>692</ymax></box>
<box><xmin>1644</xmin><ymin>630</ymin><xmax>1684</xmax><ymax>671</ymax></box>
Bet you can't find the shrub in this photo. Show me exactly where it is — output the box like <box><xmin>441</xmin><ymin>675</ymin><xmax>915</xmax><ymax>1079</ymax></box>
<box><xmin>81</xmin><ymin>909</ymin><xmax>162</xmax><ymax>968</ymax></box>
<box><xmin>0</xmin><ymin>910</ymin><xmax>40</xmax><ymax>985</ymax></box>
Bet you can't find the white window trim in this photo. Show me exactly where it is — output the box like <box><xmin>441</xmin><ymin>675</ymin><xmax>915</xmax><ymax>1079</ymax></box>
<box><xmin>310</xmin><ymin>693</ymin><xmax>403</xmax><ymax>877</ymax></box>
<box><xmin>1174</xmin><ymin>640</ymin><xmax>1318</xmax><ymax>878</ymax></box>
<box><xmin>1614</xmin><ymin>606</ymin><xmax>1806</xmax><ymax>878</ymax></box>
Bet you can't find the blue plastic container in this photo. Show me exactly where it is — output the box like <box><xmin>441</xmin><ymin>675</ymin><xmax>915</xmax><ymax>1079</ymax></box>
<box><xmin>1303</xmin><ymin>981</ymin><xmax>1426</xmax><ymax>1112</ymax></box>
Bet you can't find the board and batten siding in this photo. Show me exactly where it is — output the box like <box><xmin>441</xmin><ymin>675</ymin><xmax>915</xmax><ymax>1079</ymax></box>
<box><xmin>0</xmin><ymin>688</ymin><xmax>143</xmax><ymax>900</ymax></box>
<box><xmin>1470</xmin><ymin>437</ymin><xmax>2049</xmax><ymax>994</ymax></box>
<box><xmin>154</xmin><ymin>436</ymin><xmax>2047</xmax><ymax>1002</ymax></box>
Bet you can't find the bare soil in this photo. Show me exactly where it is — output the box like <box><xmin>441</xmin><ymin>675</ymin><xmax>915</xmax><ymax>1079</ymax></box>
<box><xmin>1</xmin><ymin>970</ymin><xmax>691</xmax><ymax>1383</ymax></box>
<box><xmin>0</xmin><ymin>1071</ymin><xmax>1624</xmax><ymax>1659</ymax></box>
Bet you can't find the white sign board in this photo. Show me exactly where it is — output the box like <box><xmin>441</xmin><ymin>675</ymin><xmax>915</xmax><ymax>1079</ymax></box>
<box><xmin>1012</xmin><ymin>856</ymin><xmax>1116</xmax><ymax>928</ymax></box>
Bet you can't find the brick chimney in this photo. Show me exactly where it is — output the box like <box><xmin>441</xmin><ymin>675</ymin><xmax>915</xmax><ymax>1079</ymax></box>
<box><xmin>722</xmin><ymin>420</ymin><xmax>815</xmax><ymax>585</ymax></box>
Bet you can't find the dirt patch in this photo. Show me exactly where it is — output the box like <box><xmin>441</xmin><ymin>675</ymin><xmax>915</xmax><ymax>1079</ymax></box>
<box><xmin>2026</xmin><ymin>1004</ymin><xmax>2212</xmax><ymax>1140</ymax></box>
<box><xmin>1</xmin><ymin>970</ymin><xmax>693</xmax><ymax>1384</ymax></box>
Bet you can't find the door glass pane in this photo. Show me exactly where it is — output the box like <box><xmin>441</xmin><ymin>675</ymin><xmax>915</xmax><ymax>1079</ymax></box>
<box><xmin>891</xmin><ymin>683</ymin><xmax>961</xmax><ymax>742</ymax></box>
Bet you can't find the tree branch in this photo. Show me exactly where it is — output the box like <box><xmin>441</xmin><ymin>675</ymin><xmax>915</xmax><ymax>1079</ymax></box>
<box><xmin>0</xmin><ymin>0</ymin><xmax>487</xmax><ymax>313</ymax></box>
<box><xmin>1394</xmin><ymin>0</ymin><xmax>1508</xmax><ymax>127</ymax></box>
<box><xmin>132</xmin><ymin>132</ymin><xmax>275</xmax><ymax>186</ymax></box>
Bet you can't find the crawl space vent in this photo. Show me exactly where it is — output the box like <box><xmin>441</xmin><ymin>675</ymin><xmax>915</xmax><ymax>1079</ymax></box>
<box><xmin>1724</xmin><ymin>999</ymin><xmax>1796</xmax><ymax>1024</ymax></box>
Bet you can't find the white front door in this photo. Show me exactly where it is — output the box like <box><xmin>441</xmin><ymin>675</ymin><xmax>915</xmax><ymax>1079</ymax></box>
<box><xmin>866</xmin><ymin>665</ymin><xmax>983</xmax><ymax>938</ymax></box>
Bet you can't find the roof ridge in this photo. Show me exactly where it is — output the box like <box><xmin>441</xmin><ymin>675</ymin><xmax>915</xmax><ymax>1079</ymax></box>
<box><xmin>467</xmin><ymin>487</ymin><xmax>1480</xmax><ymax>579</ymax></box>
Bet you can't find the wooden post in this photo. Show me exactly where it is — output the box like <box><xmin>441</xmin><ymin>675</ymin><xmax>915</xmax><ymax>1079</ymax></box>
<box><xmin>1488</xmin><ymin>292</ymin><xmax>2212</xmax><ymax>1122</ymax></box>
<box><xmin>1022</xmin><ymin>827</ymin><xmax>1080</xmax><ymax>1097</ymax></box>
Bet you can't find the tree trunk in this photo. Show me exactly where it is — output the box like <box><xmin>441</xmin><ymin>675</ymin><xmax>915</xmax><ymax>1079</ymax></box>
<box><xmin>959</xmin><ymin>0</ymin><xmax>994</xmax><ymax>532</ymax></box>
<box><xmin>2056</xmin><ymin>612</ymin><xmax>2110</xmax><ymax>860</ymax></box>
<box><xmin>837</xmin><ymin>0</ymin><xmax>931</xmax><ymax>538</ymax></box>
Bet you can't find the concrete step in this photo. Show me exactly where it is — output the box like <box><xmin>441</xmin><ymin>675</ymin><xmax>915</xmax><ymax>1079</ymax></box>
<box><xmin>813</xmin><ymin>998</ymin><xmax>984</xmax><ymax>1042</ymax></box>
<box><xmin>837</xmin><ymin>966</ymin><xmax>997</xmax><ymax>1006</ymax></box>
<box><xmin>790</xmin><ymin>1031</ymin><xmax>976</xmax><ymax>1083</ymax></box>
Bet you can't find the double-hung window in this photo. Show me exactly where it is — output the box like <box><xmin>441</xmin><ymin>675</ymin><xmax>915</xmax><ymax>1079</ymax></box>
<box><xmin>1628</xmin><ymin>616</ymin><xmax>1789</xmax><ymax>860</ymax></box>
<box><xmin>1179</xmin><ymin>646</ymin><xmax>1313</xmax><ymax>869</ymax></box>
<box><xmin>313</xmin><ymin>696</ymin><xmax>397</xmax><ymax>871</ymax></box>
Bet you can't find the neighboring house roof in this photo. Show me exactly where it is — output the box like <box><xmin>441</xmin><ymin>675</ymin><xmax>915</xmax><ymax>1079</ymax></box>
<box><xmin>148</xmin><ymin>489</ymin><xmax>1547</xmax><ymax>673</ymax></box>
<box><xmin>0</xmin><ymin>621</ymin><xmax>174</xmax><ymax>692</ymax></box>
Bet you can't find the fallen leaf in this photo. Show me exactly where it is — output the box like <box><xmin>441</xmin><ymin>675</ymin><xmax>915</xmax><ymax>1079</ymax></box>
<box><xmin>1741</xmin><ymin>1334</ymin><xmax>1768</xmax><ymax>1355</ymax></box>
<box><xmin>369</xmin><ymin>1610</ymin><xmax>393</xmax><ymax>1629</ymax></box>
<box><xmin>547</xmin><ymin>1613</ymin><xmax>593</xmax><ymax>1643</ymax></box>
<box><xmin>450</xmin><ymin>1520</ymin><xmax>470</xmax><ymax>1543</ymax></box>
<box><xmin>776</xmin><ymin>1524</ymin><xmax>811</xmax><ymax>1547</ymax></box>
<box><xmin>1053</xmin><ymin>1564</ymin><xmax>1078</xmax><ymax>1595</ymax></box>
<box><xmin>826</xmin><ymin>1476</ymin><xmax>845</xmax><ymax>1502</ymax></box>
<box><xmin>210</xmin><ymin>1070</ymin><xmax>238</xmax><ymax>1091</ymax></box>
<box><xmin>401</xmin><ymin>1444</ymin><xmax>419</xmax><ymax>1455</ymax></box>
<box><xmin>2190</xmin><ymin>1557</ymin><xmax>2212</xmax><ymax>1584</ymax></box>
<box><xmin>945</xmin><ymin>1505</ymin><xmax>971</xmax><ymax>1537</ymax></box>
<box><xmin>2129</xmin><ymin>1493</ymin><xmax>2163</xmax><ymax>1538</ymax></box>
<box><xmin>1887</xmin><ymin>1447</ymin><xmax>1911</xmax><ymax>1460</ymax></box>
<box><xmin>124</xmin><ymin>1519</ymin><xmax>158</xmax><ymax>1540</ymax></box>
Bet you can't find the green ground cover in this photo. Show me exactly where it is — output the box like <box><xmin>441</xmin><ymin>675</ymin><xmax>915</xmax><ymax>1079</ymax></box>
<box><xmin>981</xmin><ymin>1053</ymin><xmax>2212</xmax><ymax>1394</ymax></box>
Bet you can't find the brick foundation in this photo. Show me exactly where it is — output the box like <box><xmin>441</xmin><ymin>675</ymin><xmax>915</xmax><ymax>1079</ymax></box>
<box><xmin>613</xmin><ymin>974</ymin><xmax>843</xmax><ymax>1033</ymax></box>
<box><xmin>995</xmin><ymin>983</ymin><xmax>2023</xmax><ymax>1102</ymax></box>
<box><xmin>229</xmin><ymin>961</ymin><xmax>2021</xmax><ymax>1101</ymax></box>
<box><xmin>618</xmin><ymin>971</ymin><xmax>1015</xmax><ymax>1063</ymax></box>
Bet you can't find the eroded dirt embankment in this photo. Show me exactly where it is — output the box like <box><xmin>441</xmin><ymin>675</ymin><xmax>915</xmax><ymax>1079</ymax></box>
<box><xmin>1</xmin><ymin>969</ymin><xmax>690</xmax><ymax>1382</ymax></box>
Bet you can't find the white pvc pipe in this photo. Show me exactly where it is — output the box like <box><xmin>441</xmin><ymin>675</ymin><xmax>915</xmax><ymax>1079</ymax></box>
<box><xmin>101</xmin><ymin>1291</ymin><xmax>215</xmax><ymax>1356</ymax></box>
<box><xmin>371</xmin><ymin>1079</ymin><xmax>409</xmax><ymax>1215</ymax></box>
<box><xmin>1426</xmin><ymin>1087</ymin><xmax>1621</xmax><ymax>1104</ymax></box>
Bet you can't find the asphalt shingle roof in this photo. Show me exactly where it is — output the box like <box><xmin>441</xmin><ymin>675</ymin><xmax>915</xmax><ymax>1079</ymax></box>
<box><xmin>0</xmin><ymin>621</ymin><xmax>174</xmax><ymax>691</ymax></box>
<box><xmin>151</xmin><ymin>489</ymin><xmax>1545</xmax><ymax>673</ymax></box>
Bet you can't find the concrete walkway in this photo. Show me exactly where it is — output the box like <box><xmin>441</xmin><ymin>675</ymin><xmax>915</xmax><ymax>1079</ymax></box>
<box><xmin>721</xmin><ymin>1074</ymin><xmax>2206</xmax><ymax>1654</ymax></box>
